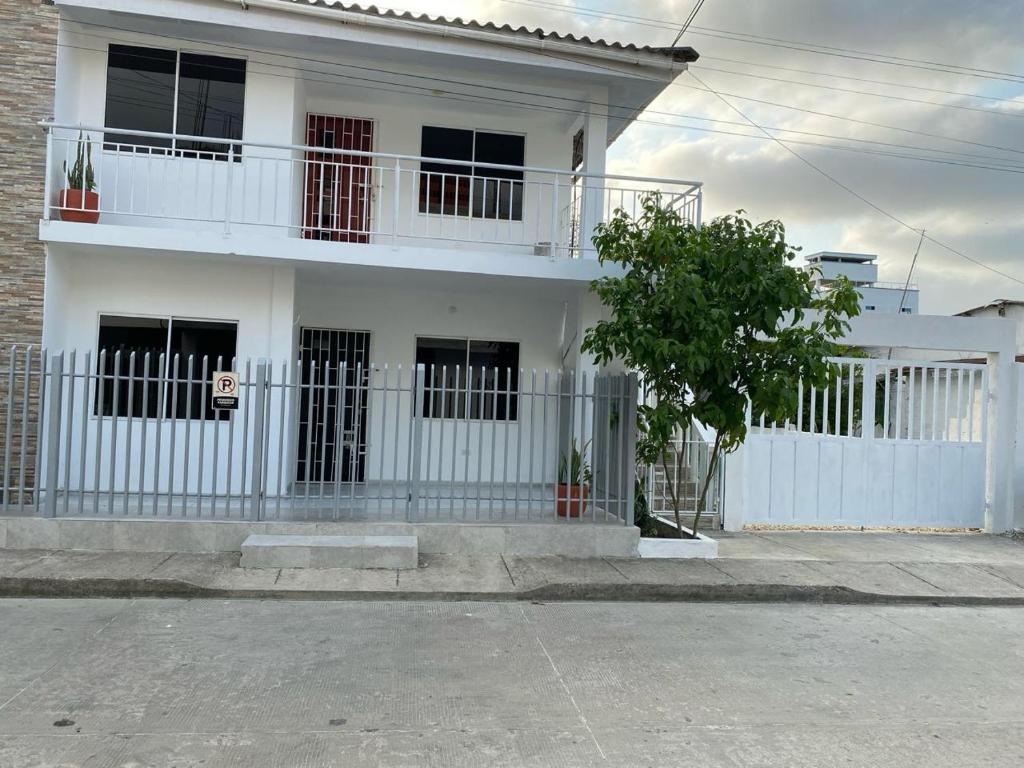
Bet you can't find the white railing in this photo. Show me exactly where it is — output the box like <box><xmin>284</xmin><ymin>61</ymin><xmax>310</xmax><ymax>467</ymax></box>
<box><xmin>42</xmin><ymin>123</ymin><xmax>703</xmax><ymax>259</ymax></box>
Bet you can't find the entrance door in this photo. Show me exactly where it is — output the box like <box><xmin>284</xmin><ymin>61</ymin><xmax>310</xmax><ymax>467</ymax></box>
<box><xmin>302</xmin><ymin>114</ymin><xmax>375</xmax><ymax>243</ymax></box>
<box><xmin>297</xmin><ymin>328</ymin><xmax>371</xmax><ymax>484</ymax></box>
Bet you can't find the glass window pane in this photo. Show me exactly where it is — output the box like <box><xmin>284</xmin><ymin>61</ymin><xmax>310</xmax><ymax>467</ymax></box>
<box><xmin>419</xmin><ymin>127</ymin><xmax>473</xmax><ymax>215</ymax></box>
<box><xmin>168</xmin><ymin>319</ymin><xmax>238</xmax><ymax>420</ymax></box>
<box><xmin>176</xmin><ymin>53</ymin><xmax>246</xmax><ymax>158</ymax></box>
<box><xmin>472</xmin><ymin>132</ymin><xmax>525</xmax><ymax>180</ymax></box>
<box><xmin>104</xmin><ymin>45</ymin><xmax>176</xmax><ymax>151</ymax></box>
<box><xmin>469</xmin><ymin>340</ymin><xmax>519</xmax><ymax>421</ymax></box>
<box><xmin>415</xmin><ymin>337</ymin><xmax>468</xmax><ymax>418</ymax></box>
<box><xmin>95</xmin><ymin>315</ymin><xmax>168</xmax><ymax>418</ymax></box>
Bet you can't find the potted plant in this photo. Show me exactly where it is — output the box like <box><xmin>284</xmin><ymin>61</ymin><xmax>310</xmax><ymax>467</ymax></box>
<box><xmin>59</xmin><ymin>132</ymin><xmax>99</xmax><ymax>223</ymax></box>
<box><xmin>556</xmin><ymin>439</ymin><xmax>592</xmax><ymax>518</ymax></box>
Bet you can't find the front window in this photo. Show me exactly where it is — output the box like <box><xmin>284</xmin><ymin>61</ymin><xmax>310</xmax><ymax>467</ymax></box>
<box><xmin>415</xmin><ymin>337</ymin><xmax>519</xmax><ymax>420</ymax></box>
<box><xmin>418</xmin><ymin>127</ymin><xmax>525</xmax><ymax>220</ymax></box>
<box><xmin>96</xmin><ymin>315</ymin><xmax>238</xmax><ymax>421</ymax></box>
<box><xmin>104</xmin><ymin>44</ymin><xmax>246</xmax><ymax>159</ymax></box>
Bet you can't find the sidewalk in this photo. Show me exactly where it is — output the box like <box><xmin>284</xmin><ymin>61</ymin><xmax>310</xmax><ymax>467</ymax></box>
<box><xmin>0</xmin><ymin>531</ymin><xmax>1022</xmax><ymax>604</ymax></box>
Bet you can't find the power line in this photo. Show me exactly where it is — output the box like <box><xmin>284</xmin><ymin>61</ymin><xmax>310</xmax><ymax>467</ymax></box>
<box><xmin>58</xmin><ymin>23</ymin><xmax>1024</xmax><ymax>174</ymax></box>
<box><xmin>500</xmin><ymin>0</ymin><xmax>1024</xmax><ymax>84</ymax></box>
<box><xmin>671</xmin><ymin>0</ymin><xmax>707</xmax><ymax>47</ymax></box>
<box><xmin>686</xmin><ymin>70</ymin><xmax>1024</xmax><ymax>287</ymax></box>
<box><xmin>691</xmin><ymin>63</ymin><xmax>1024</xmax><ymax>120</ymax></box>
<box><xmin>54</xmin><ymin>12</ymin><xmax>1024</xmax><ymax>285</ymax></box>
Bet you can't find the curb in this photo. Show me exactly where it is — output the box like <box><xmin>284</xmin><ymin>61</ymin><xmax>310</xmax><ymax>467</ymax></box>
<box><xmin>2</xmin><ymin>577</ymin><xmax>1024</xmax><ymax>606</ymax></box>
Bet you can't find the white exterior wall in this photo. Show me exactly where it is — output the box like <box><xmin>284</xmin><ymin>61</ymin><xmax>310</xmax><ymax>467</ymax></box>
<box><xmin>295</xmin><ymin>275</ymin><xmax>587</xmax><ymax>487</ymax></box>
<box><xmin>50</xmin><ymin>21</ymin><xmax>589</xmax><ymax>253</ymax></box>
<box><xmin>42</xmin><ymin>249</ymin><xmax>296</xmax><ymax>498</ymax></box>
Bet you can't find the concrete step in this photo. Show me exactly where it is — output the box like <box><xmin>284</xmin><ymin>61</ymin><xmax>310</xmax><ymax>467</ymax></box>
<box><xmin>652</xmin><ymin>513</ymin><xmax>721</xmax><ymax>532</ymax></box>
<box><xmin>240</xmin><ymin>534</ymin><xmax>418</xmax><ymax>570</ymax></box>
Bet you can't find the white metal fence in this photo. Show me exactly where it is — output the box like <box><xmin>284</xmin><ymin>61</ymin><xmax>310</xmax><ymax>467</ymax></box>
<box><xmin>646</xmin><ymin>422</ymin><xmax>724</xmax><ymax>525</ymax></box>
<box><xmin>741</xmin><ymin>357</ymin><xmax>988</xmax><ymax>528</ymax></box>
<box><xmin>0</xmin><ymin>346</ymin><xmax>638</xmax><ymax>525</ymax></box>
<box><xmin>44</xmin><ymin>124</ymin><xmax>703</xmax><ymax>258</ymax></box>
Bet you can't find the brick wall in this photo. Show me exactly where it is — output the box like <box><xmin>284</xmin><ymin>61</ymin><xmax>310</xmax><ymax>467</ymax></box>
<box><xmin>0</xmin><ymin>1</ymin><xmax>57</xmax><ymax>503</ymax></box>
<box><xmin>0</xmin><ymin>0</ymin><xmax>57</xmax><ymax>349</ymax></box>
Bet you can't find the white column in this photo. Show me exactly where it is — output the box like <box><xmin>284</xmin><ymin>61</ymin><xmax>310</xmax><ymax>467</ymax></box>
<box><xmin>986</xmin><ymin>349</ymin><xmax>1017</xmax><ymax>532</ymax></box>
<box><xmin>579</xmin><ymin>99</ymin><xmax>608</xmax><ymax>260</ymax></box>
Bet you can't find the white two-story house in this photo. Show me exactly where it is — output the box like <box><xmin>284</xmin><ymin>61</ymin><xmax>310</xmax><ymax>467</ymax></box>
<box><xmin>27</xmin><ymin>0</ymin><xmax>702</xmax><ymax>530</ymax></box>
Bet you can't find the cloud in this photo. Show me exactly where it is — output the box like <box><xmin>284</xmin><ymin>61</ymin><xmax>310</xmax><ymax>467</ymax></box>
<box><xmin>398</xmin><ymin>0</ymin><xmax>1024</xmax><ymax>313</ymax></box>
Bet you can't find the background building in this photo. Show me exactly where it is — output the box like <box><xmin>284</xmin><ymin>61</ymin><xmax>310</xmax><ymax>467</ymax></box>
<box><xmin>806</xmin><ymin>251</ymin><xmax>919</xmax><ymax>315</ymax></box>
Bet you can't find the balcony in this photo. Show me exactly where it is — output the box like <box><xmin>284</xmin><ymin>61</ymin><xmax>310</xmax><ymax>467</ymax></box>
<box><xmin>42</xmin><ymin>124</ymin><xmax>702</xmax><ymax>265</ymax></box>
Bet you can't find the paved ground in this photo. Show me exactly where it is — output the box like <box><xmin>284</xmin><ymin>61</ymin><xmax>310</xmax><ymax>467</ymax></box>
<box><xmin>0</xmin><ymin>598</ymin><xmax>1021</xmax><ymax>767</ymax></box>
<box><xmin>1</xmin><ymin>531</ymin><xmax>1023</xmax><ymax>603</ymax></box>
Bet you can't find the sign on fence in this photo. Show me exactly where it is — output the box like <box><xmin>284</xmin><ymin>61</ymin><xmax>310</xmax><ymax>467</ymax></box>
<box><xmin>212</xmin><ymin>371</ymin><xmax>239</xmax><ymax>410</ymax></box>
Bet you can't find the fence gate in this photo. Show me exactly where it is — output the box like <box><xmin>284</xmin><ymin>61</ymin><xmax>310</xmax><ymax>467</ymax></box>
<box><xmin>741</xmin><ymin>357</ymin><xmax>987</xmax><ymax>529</ymax></box>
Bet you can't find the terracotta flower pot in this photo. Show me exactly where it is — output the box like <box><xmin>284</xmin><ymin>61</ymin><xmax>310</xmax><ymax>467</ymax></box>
<box><xmin>58</xmin><ymin>189</ymin><xmax>100</xmax><ymax>224</ymax></box>
<box><xmin>556</xmin><ymin>483</ymin><xmax>589</xmax><ymax>518</ymax></box>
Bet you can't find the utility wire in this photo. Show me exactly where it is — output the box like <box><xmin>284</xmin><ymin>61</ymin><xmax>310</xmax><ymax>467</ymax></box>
<box><xmin>54</xmin><ymin>12</ymin><xmax>1024</xmax><ymax>285</ymax></box>
<box><xmin>58</xmin><ymin>23</ymin><xmax>1024</xmax><ymax>173</ymax></box>
<box><xmin>500</xmin><ymin>0</ymin><xmax>1024</xmax><ymax>84</ymax></box>
<box><xmin>671</xmin><ymin>0</ymin><xmax>706</xmax><ymax>47</ymax></box>
<box><xmin>888</xmin><ymin>229</ymin><xmax>926</xmax><ymax>360</ymax></box>
<box><xmin>687</xmin><ymin>71</ymin><xmax>1024</xmax><ymax>287</ymax></box>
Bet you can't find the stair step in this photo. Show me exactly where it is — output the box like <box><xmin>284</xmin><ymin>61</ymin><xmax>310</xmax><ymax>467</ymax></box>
<box><xmin>240</xmin><ymin>534</ymin><xmax>418</xmax><ymax>570</ymax></box>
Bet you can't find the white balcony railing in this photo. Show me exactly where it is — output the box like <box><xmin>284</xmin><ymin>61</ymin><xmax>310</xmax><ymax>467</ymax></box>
<box><xmin>43</xmin><ymin>123</ymin><xmax>702</xmax><ymax>259</ymax></box>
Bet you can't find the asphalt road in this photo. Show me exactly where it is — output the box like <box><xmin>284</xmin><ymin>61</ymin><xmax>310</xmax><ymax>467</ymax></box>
<box><xmin>0</xmin><ymin>598</ymin><xmax>1022</xmax><ymax>767</ymax></box>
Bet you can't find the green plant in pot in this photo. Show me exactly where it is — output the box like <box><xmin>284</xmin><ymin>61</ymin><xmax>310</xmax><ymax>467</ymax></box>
<box><xmin>59</xmin><ymin>132</ymin><xmax>99</xmax><ymax>223</ymax></box>
<box><xmin>556</xmin><ymin>439</ymin><xmax>592</xmax><ymax>518</ymax></box>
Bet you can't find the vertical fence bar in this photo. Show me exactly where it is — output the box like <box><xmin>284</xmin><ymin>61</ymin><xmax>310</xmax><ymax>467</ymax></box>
<box><xmin>122</xmin><ymin>352</ymin><xmax>136</xmax><ymax>516</ymax></box>
<box><xmin>32</xmin><ymin>349</ymin><xmax>47</xmax><ymax>515</ymax></box>
<box><xmin>152</xmin><ymin>352</ymin><xmax>166</xmax><ymax>516</ymax></box>
<box><xmin>250</xmin><ymin>361</ymin><xmax>268</xmax><ymax>521</ymax></box>
<box><xmin>625</xmin><ymin>373</ymin><xmax>639</xmax><ymax>527</ymax></box>
<box><xmin>2</xmin><ymin>347</ymin><xmax>15</xmax><ymax>515</ymax></box>
<box><xmin>137</xmin><ymin>353</ymin><xmax>150</xmax><ymax>516</ymax></box>
<box><xmin>43</xmin><ymin>352</ymin><xmax>64</xmax><ymax>517</ymax></box>
<box><xmin>106</xmin><ymin>350</ymin><xmax>121</xmax><ymax>515</ymax></box>
<box><xmin>62</xmin><ymin>351</ymin><xmax>76</xmax><ymax>516</ymax></box>
<box><xmin>78</xmin><ymin>351</ymin><xmax>91</xmax><ymax>516</ymax></box>
<box><xmin>93</xmin><ymin>349</ymin><xmax>106</xmax><ymax>515</ymax></box>
<box><xmin>333</xmin><ymin>362</ymin><xmax>348</xmax><ymax>518</ymax></box>
<box><xmin>166</xmin><ymin>355</ymin><xmax>179</xmax><ymax>517</ymax></box>
<box><xmin>210</xmin><ymin>355</ymin><xmax>223</xmax><ymax>518</ymax></box>
<box><xmin>408</xmin><ymin>364</ymin><xmax>425</xmax><ymax>520</ymax></box>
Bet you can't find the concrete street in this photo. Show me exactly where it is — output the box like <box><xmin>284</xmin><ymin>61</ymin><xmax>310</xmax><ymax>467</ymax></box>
<box><xmin>0</xmin><ymin>599</ymin><xmax>1022</xmax><ymax>767</ymax></box>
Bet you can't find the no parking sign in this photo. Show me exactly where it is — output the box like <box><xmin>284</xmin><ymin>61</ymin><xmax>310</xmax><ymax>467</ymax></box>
<box><xmin>212</xmin><ymin>371</ymin><xmax>239</xmax><ymax>410</ymax></box>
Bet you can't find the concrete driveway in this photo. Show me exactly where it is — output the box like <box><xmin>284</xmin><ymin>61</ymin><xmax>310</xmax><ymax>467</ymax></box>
<box><xmin>0</xmin><ymin>598</ymin><xmax>1022</xmax><ymax>767</ymax></box>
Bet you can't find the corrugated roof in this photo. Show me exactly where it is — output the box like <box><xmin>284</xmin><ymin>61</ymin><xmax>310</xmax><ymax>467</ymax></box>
<box><xmin>284</xmin><ymin>0</ymin><xmax>700</xmax><ymax>62</ymax></box>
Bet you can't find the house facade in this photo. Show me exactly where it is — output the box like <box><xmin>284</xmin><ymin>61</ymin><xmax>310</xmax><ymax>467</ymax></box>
<box><xmin>2</xmin><ymin>0</ymin><xmax>702</xmax><ymax>531</ymax></box>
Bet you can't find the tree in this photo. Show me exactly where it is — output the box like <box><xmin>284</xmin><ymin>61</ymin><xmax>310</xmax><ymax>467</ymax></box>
<box><xmin>582</xmin><ymin>196</ymin><xmax>860</xmax><ymax>538</ymax></box>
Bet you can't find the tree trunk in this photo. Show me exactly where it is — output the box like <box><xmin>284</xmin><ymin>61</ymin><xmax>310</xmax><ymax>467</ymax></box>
<box><xmin>661</xmin><ymin>454</ymin><xmax>685</xmax><ymax>540</ymax></box>
<box><xmin>689</xmin><ymin>433</ymin><xmax>723</xmax><ymax>538</ymax></box>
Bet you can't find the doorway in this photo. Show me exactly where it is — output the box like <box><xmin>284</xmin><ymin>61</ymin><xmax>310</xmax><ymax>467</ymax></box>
<box><xmin>302</xmin><ymin>114</ymin><xmax>375</xmax><ymax>243</ymax></box>
<box><xmin>296</xmin><ymin>327</ymin><xmax>371</xmax><ymax>484</ymax></box>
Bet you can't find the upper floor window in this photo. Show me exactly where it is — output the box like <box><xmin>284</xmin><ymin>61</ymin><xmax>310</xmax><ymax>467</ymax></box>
<box><xmin>418</xmin><ymin>127</ymin><xmax>525</xmax><ymax>221</ymax></box>
<box><xmin>104</xmin><ymin>45</ymin><xmax>246</xmax><ymax>159</ymax></box>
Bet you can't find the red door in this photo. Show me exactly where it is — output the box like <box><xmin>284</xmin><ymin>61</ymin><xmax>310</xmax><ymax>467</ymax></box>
<box><xmin>303</xmin><ymin>115</ymin><xmax>374</xmax><ymax>243</ymax></box>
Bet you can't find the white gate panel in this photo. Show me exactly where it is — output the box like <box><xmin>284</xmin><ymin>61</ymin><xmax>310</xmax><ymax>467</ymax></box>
<box><xmin>741</xmin><ymin>358</ymin><xmax>987</xmax><ymax>529</ymax></box>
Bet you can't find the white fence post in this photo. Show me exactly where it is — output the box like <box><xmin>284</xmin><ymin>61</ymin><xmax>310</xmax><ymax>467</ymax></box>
<box><xmin>42</xmin><ymin>352</ymin><xmax>64</xmax><ymax>518</ymax></box>
<box><xmin>407</xmin><ymin>364</ymin><xmax>426</xmax><ymax>521</ymax></box>
<box><xmin>250</xmin><ymin>361</ymin><xmax>268</xmax><ymax>521</ymax></box>
<box><xmin>623</xmin><ymin>373</ymin><xmax>638</xmax><ymax>527</ymax></box>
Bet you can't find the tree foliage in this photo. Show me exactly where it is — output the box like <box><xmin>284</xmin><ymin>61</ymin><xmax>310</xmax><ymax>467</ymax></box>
<box><xmin>582</xmin><ymin>195</ymin><xmax>860</xmax><ymax>537</ymax></box>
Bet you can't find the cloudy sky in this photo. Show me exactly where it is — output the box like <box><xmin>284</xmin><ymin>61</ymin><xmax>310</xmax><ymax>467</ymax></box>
<box><xmin>379</xmin><ymin>0</ymin><xmax>1024</xmax><ymax>315</ymax></box>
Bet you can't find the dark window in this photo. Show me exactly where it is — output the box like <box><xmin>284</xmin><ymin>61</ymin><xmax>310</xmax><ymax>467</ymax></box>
<box><xmin>104</xmin><ymin>45</ymin><xmax>177</xmax><ymax>151</ymax></box>
<box><xmin>167</xmin><ymin>320</ymin><xmax>238</xmax><ymax>420</ymax></box>
<box><xmin>95</xmin><ymin>316</ymin><xmax>168</xmax><ymax>418</ymax></box>
<box><xmin>103</xmin><ymin>45</ymin><xmax>245</xmax><ymax>159</ymax></box>
<box><xmin>418</xmin><ymin>127</ymin><xmax>524</xmax><ymax>220</ymax></box>
<box><xmin>96</xmin><ymin>315</ymin><xmax>237</xmax><ymax>421</ymax></box>
<box><xmin>415</xmin><ymin>338</ymin><xmax>519</xmax><ymax>420</ymax></box>
<box><xmin>176</xmin><ymin>53</ymin><xmax>246</xmax><ymax>156</ymax></box>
